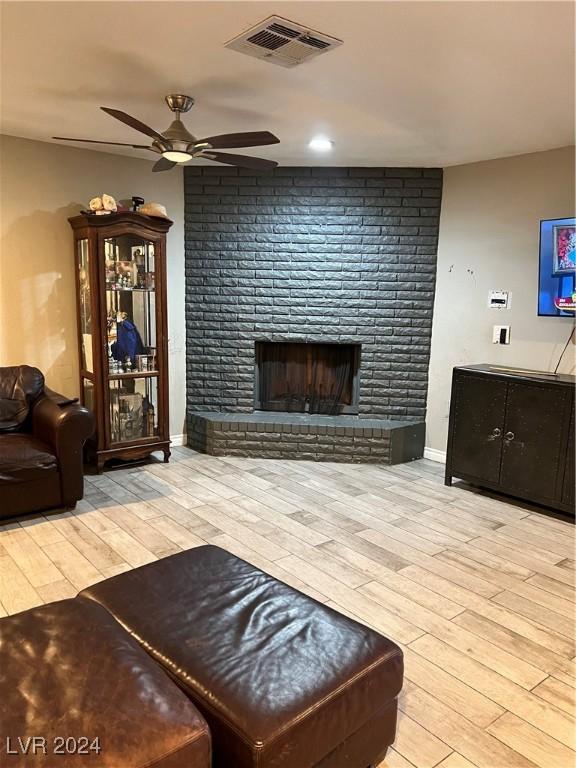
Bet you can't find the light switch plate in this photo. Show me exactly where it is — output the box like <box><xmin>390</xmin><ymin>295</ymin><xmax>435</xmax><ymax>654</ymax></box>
<box><xmin>493</xmin><ymin>325</ymin><xmax>511</xmax><ymax>344</ymax></box>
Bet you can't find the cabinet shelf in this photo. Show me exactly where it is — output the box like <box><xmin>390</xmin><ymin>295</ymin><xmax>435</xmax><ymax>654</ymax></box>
<box><xmin>106</xmin><ymin>288</ymin><xmax>155</xmax><ymax>293</ymax></box>
<box><xmin>107</xmin><ymin>370</ymin><xmax>159</xmax><ymax>380</ymax></box>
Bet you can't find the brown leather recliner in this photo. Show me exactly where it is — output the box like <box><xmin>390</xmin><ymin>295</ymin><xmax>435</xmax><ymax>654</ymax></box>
<box><xmin>0</xmin><ymin>365</ymin><xmax>94</xmax><ymax>519</ymax></box>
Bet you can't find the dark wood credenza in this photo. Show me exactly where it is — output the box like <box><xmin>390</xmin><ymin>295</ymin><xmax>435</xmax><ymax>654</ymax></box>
<box><xmin>445</xmin><ymin>365</ymin><xmax>575</xmax><ymax>516</ymax></box>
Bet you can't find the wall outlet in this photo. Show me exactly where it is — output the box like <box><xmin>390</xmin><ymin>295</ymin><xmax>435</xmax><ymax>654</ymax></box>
<box><xmin>493</xmin><ymin>325</ymin><xmax>511</xmax><ymax>344</ymax></box>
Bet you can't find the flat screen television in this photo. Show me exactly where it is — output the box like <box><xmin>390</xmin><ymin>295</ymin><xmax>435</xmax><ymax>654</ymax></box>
<box><xmin>538</xmin><ymin>217</ymin><xmax>576</xmax><ymax>317</ymax></box>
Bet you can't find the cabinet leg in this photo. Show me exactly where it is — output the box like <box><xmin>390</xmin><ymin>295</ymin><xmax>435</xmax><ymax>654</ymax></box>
<box><xmin>96</xmin><ymin>460</ymin><xmax>105</xmax><ymax>475</ymax></box>
<box><xmin>163</xmin><ymin>449</ymin><xmax>171</xmax><ymax>464</ymax></box>
<box><xmin>444</xmin><ymin>473</ymin><xmax>452</xmax><ymax>487</ymax></box>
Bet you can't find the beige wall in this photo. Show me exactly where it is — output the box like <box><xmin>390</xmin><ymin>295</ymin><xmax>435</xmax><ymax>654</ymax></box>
<box><xmin>426</xmin><ymin>146</ymin><xmax>576</xmax><ymax>454</ymax></box>
<box><xmin>0</xmin><ymin>135</ymin><xmax>186</xmax><ymax>437</ymax></box>
<box><xmin>2</xmin><ymin>137</ymin><xmax>574</xmax><ymax>451</ymax></box>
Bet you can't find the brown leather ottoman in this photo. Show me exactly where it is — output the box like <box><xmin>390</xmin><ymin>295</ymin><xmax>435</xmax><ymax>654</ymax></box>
<box><xmin>80</xmin><ymin>545</ymin><xmax>403</xmax><ymax>768</ymax></box>
<box><xmin>0</xmin><ymin>599</ymin><xmax>211</xmax><ymax>767</ymax></box>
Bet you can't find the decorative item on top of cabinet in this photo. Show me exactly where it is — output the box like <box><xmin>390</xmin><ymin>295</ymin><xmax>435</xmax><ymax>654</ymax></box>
<box><xmin>69</xmin><ymin>211</ymin><xmax>172</xmax><ymax>472</ymax></box>
<box><xmin>445</xmin><ymin>364</ymin><xmax>575</xmax><ymax>516</ymax></box>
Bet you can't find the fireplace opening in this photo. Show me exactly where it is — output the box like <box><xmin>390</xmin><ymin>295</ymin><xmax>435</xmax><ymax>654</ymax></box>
<box><xmin>255</xmin><ymin>342</ymin><xmax>360</xmax><ymax>415</ymax></box>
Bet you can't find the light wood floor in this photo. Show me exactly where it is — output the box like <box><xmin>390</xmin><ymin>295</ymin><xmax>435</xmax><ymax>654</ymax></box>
<box><xmin>1</xmin><ymin>448</ymin><xmax>574</xmax><ymax>768</ymax></box>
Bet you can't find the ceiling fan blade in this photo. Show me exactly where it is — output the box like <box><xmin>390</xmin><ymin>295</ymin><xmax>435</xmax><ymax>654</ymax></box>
<box><xmin>202</xmin><ymin>152</ymin><xmax>278</xmax><ymax>170</ymax></box>
<box><xmin>152</xmin><ymin>157</ymin><xmax>177</xmax><ymax>173</ymax></box>
<box><xmin>53</xmin><ymin>136</ymin><xmax>153</xmax><ymax>149</ymax></box>
<box><xmin>101</xmin><ymin>107</ymin><xmax>166</xmax><ymax>143</ymax></box>
<box><xmin>195</xmin><ymin>131</ymin><xmax>280</xmax><ymax>149</ymax></box>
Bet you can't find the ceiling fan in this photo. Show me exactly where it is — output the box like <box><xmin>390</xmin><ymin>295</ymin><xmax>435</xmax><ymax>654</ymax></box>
<box><xmin>53</xmin><ymin>94</ymin><xmax>280</xmax><ymax>172</ymax></box>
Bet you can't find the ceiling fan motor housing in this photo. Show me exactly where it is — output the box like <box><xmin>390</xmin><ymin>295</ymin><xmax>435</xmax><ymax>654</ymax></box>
<box><xmin>162</xmin><ymin>117</ymin><xmax>197</xmax><ymax>148</ymax></box>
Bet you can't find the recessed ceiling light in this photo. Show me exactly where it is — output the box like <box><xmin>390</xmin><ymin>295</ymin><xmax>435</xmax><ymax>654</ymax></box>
<box><xmin>309</xmin><ymin>137</ymin><xmax>334</xmax><ymax>152</ymax></box>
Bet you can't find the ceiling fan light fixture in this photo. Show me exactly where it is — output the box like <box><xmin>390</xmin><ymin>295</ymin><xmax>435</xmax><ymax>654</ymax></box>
<box><xmin>162</xmin><ymin>149</ymin><xmax>193</xmax><ymax>163</ymax></box>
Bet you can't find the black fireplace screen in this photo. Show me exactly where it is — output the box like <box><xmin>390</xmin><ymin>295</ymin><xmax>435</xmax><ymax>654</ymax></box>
<box><xmin>255</xmin><ymin>342</ymin><xmax>359</xmax><ymax>414</ymax></box>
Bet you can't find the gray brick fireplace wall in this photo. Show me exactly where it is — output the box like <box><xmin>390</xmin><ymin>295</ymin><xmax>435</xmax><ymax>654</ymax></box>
<box><xmin>184</xmin><ymin>166</ymin><xmax>442</xmax><ymax>456</ymax></box>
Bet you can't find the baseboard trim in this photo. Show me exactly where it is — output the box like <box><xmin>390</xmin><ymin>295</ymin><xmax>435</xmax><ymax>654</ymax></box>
<box><xmin>170</xmin><ymin>434</ymin><xmax>186</xmax><ymax>447</ymax></box>
<box><xmin>423</xmin><ymin>447</ymin><xmax>446</xmax><ymax>464</ymax></box>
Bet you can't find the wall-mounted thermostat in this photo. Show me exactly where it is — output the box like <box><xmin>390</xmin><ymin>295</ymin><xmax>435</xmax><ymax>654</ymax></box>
<box><xmin>493</xmin><ymin>325</ymin><xmax>511</xmax><ymax>344</ymax></box>
<box><xmin>488</xmin><ymin>290</ymin><xmax>511</xmax><ymax>309</ymax></box>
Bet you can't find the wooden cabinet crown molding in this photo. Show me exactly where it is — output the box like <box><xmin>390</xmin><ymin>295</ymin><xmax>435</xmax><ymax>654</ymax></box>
<box><xmin>68</xmin><ymin>211</ymin><xmax>173</xmax><ymax>233</ymax></box>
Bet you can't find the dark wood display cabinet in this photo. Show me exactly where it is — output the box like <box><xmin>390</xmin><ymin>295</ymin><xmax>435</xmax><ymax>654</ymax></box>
<box><xmin>70</xmin><ymin>212</ymin><xmax>173</xmax><ymax>472</ymax></box>
<box><xmin>445</xmin><ymin>364</ymin><xmax>575</xmax><ymax>516</ymax></box>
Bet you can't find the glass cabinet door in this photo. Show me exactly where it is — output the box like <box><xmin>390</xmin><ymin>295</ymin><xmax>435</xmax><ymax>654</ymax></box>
<box><xmin>77</xmin><ymin>238</ymin><xmax>95</xmax><ymax>410</ymax></box>
<box><xmin>103</xmin><ymin>234</ymin><xmax>160</xmax><ymax>444</ymax></box>
<box><xmin>78</xmin><ymin>238</ymin><xmax>92</xmax><ymax>372</ymax></box>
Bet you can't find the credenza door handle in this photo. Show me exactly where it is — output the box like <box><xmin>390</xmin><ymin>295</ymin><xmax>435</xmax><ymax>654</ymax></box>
<box><xmin>491</xmin><ymin>428</ymin><xmax>502</xmax><ymax>437</ymax></box>
<box><xmin>505</xmin><ymin>431</ymin><xmax>515</xmax><ymax>441</ymax></box>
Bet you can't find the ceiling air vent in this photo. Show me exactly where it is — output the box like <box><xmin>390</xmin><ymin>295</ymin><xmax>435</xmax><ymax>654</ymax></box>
<box><xmin>225</xmin><ymin>15</ymin><xmax>342</xmax><ymax>68</ymax></box>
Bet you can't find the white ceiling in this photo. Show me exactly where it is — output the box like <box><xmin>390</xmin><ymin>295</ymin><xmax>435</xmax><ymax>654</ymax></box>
<box><xmin>1</xmin><ymin>1</ymin><xmax>574</xmax><ymax>167</ymax></box>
